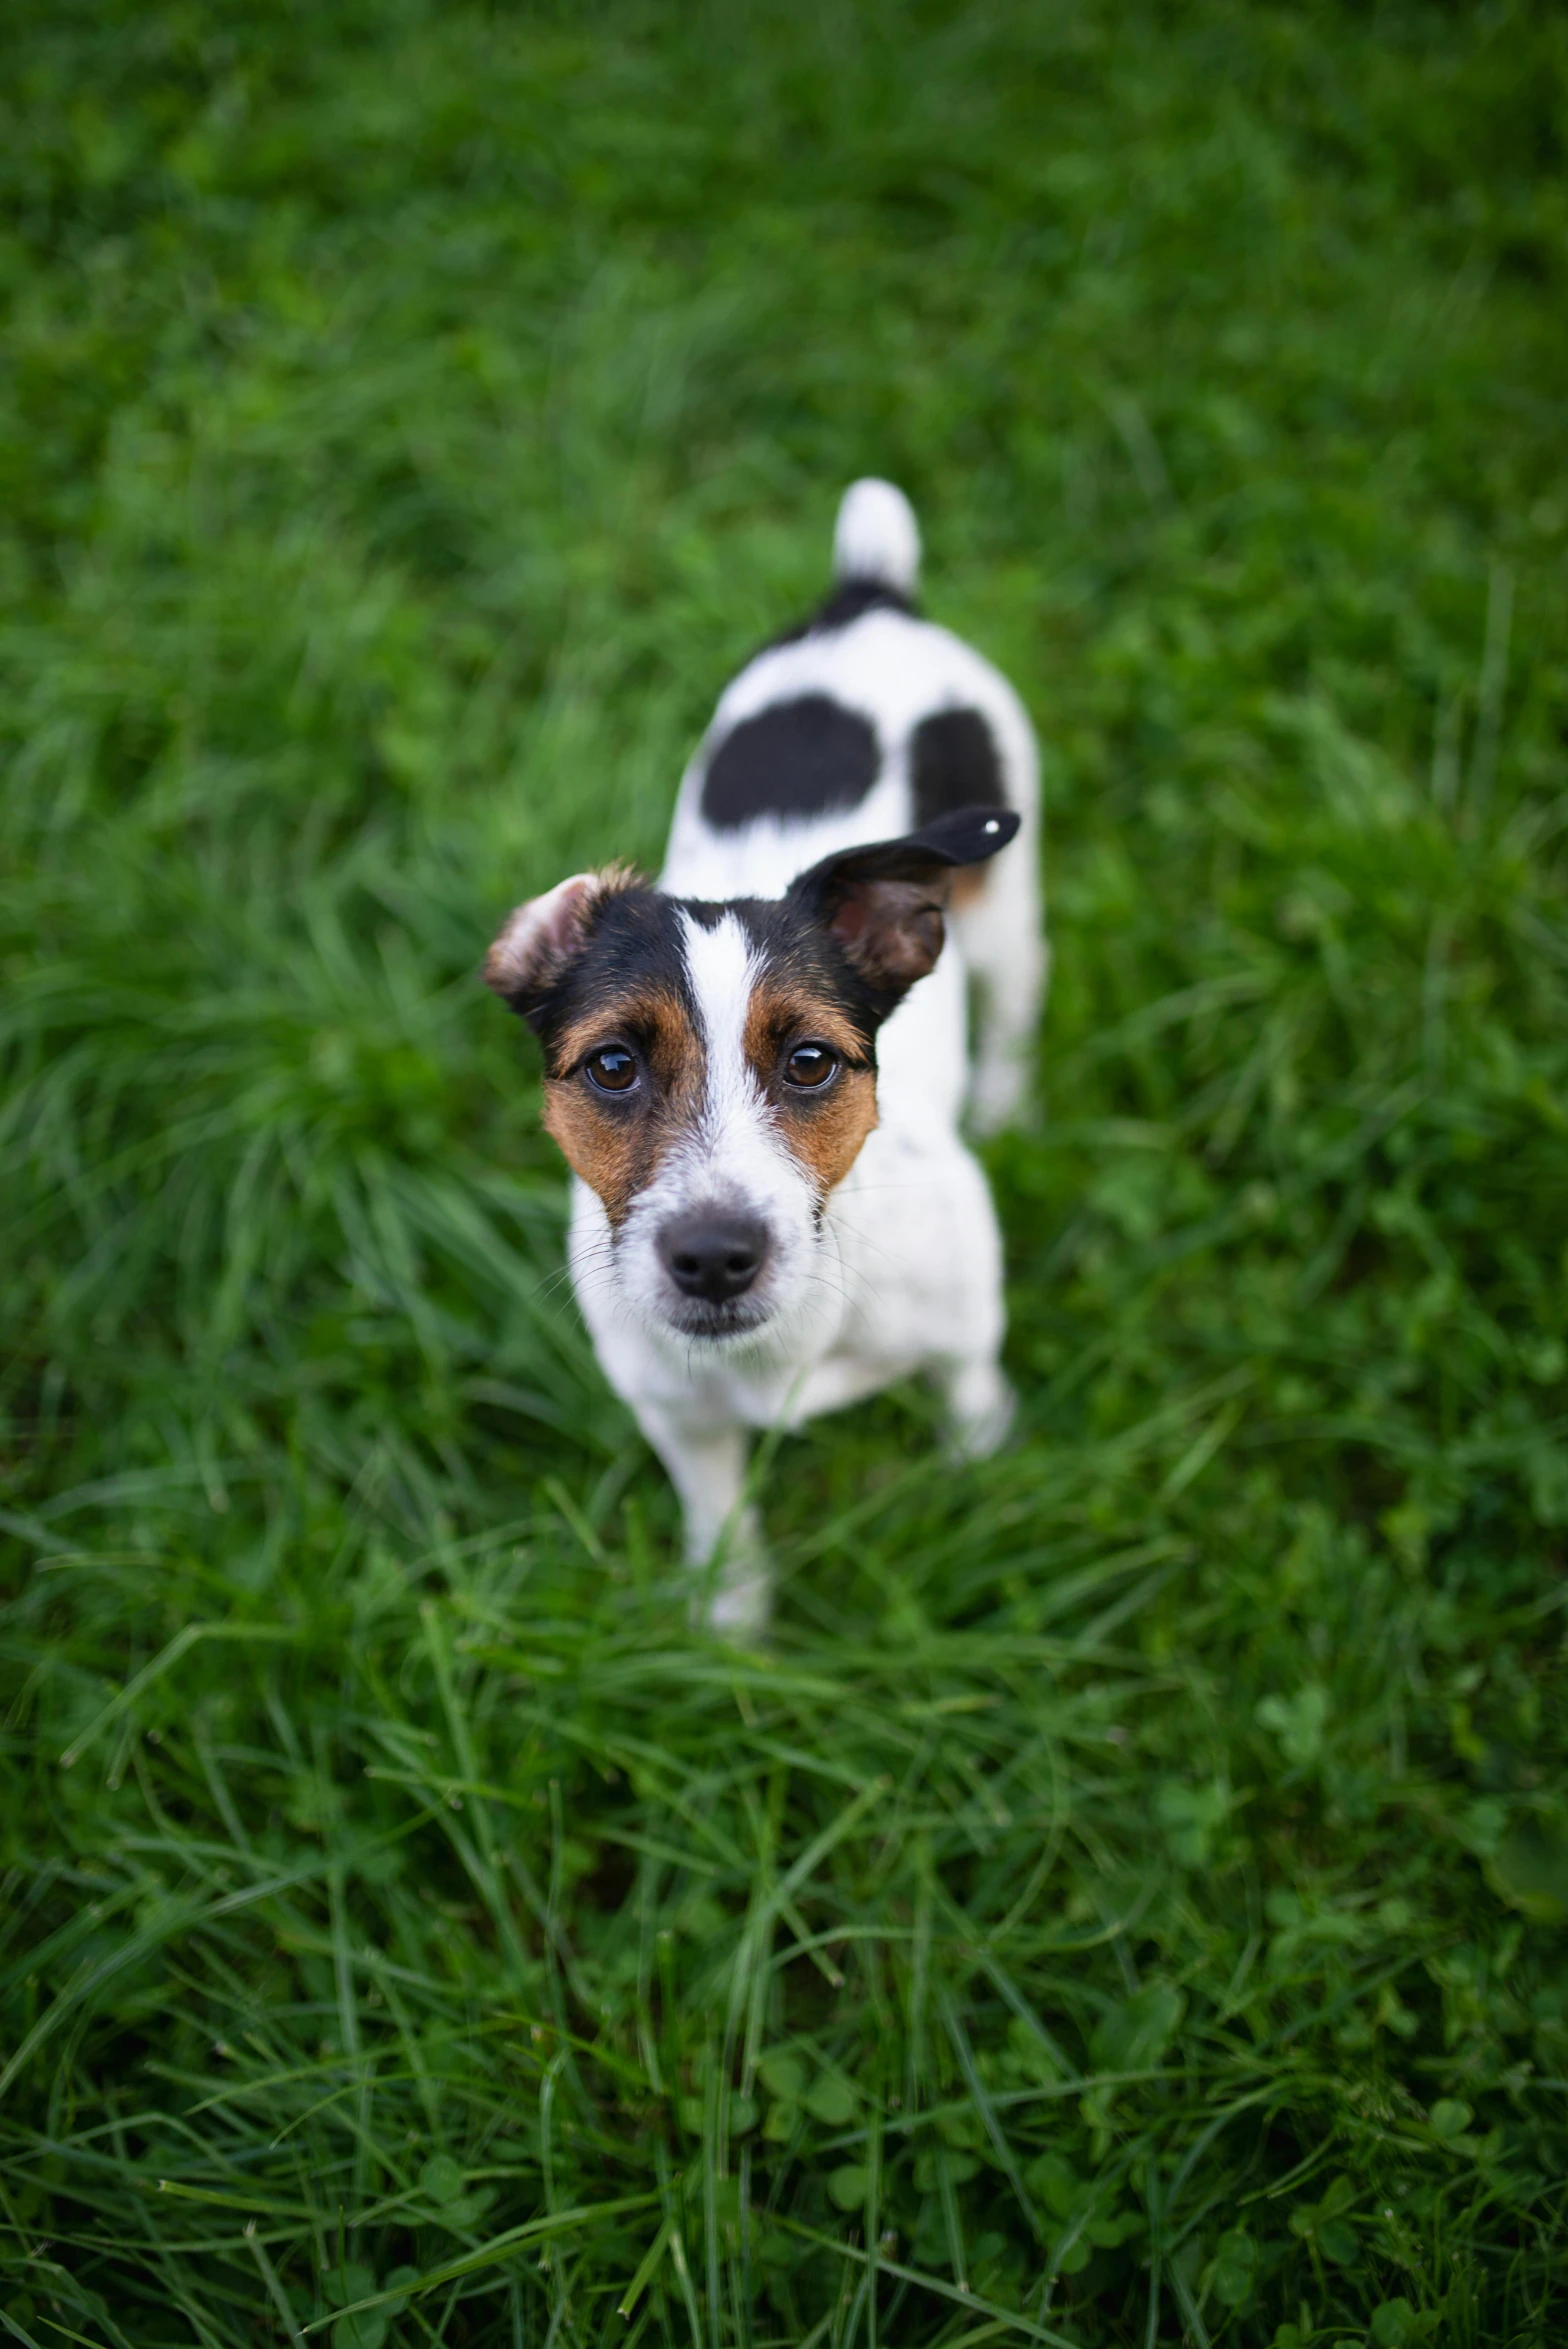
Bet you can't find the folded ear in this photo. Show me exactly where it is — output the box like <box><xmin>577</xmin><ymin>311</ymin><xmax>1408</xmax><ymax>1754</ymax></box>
<box><xmin>787</xmin><ymin>806</ymin><xmax>1020</xmax><ymax>1016</ymax></box>
<box><xmin>483</xmin><ymin>863</ymin><xmax>637</xmax><ymax>1030</ymax></box>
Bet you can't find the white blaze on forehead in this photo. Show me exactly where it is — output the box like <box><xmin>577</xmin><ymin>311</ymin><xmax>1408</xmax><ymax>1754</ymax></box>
<box><xmin>677</xmin><ymin>909</ymin><xmax>762</xmax><ymax>1130</ymax></box>
<box><xmin>607</xmin><ymin>907</ymin><xmax>837</xmax><ymax>1355</ymax></box>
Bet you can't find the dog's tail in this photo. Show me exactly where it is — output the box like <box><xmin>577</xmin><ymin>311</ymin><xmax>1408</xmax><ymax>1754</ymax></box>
<box><xmin>832</xmin><ymin>478</ymin><xmax>921</xmax><ymax>596</ymax></box>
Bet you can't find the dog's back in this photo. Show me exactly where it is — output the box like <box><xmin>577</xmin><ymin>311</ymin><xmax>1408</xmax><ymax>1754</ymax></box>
<box><xmin>662</xmin><ymin>481</ymin><xmax>1047</xmax><ymax>1133</ymax></box>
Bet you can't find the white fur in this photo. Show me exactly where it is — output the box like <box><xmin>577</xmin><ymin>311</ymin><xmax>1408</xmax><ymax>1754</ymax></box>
<box><xmin>603</xmin><ymin>913</ymin><xmax>830</xmax><ymax>1359</ymax></box>
<box><xmin>485</xmin><ymin>872</ymin><xmax>594</xmax><ymax>992</ymax></box>
<box><xmin>833</xmin><ymin>477</ymin><xmax>921</xmax><ymax>592</ymax></box>
<box><xmin>567</xmin><ymin>482</ymin><xmax>1048</xmax><ymax>1638</ymax></box>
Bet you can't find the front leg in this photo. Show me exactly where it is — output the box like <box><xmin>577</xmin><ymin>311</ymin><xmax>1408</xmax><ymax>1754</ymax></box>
<box><xmin>632</xmin><ymin>1400</ymin><xmax>771</xmax><ymax>1641</ymax></box>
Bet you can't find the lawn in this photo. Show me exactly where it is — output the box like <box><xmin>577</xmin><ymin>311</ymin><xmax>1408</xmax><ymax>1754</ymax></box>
<box><xmin>3</xmin><ymin>1</ymin><xmax>1567</xmax><ymax>2342</ymax></box>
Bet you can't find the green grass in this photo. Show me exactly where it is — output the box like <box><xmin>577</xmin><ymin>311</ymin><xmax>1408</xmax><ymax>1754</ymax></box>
<box><xmin>3</xmin><ymin>1</ymin><xmax>1567</xmax><ymax>2341</ymax></box>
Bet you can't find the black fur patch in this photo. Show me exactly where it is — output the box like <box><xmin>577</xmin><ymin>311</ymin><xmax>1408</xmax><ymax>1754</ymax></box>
<box><xmin>726</xmin><ymin>895</ymin><xmax>888</xmax><ymax>1052</ymax></box>
<box><xmin>524</xmin><ymin>889</ymin><xmax>694</xmax><ymax>1059</ymax></box>
<box><xmin>530</xmin><ymin>887</ymin><xmax>886</xmax><ymax>1059</ymax></box>
<box><xmin>910</xmin><ymin>706</ymin><xmax>1005</xmax><ymax>830</ymax></box>
<box><xmin>700</xmin><ymin>694</ymin><xmax>880</xmax><ymax>831</ymax></box>
<box><xmin>517</xmin><ymin>807</ymin><xmax>1019</xmax><ymax>1070</ymax></box>
<box><xmin>781</xmin><ymin>805</ymin><xmax>1019</xmax><ymax>1023</ymax></box>
<box><xmin>516</xmin><ymin>884</ymin><xmax>887</xmax><ymax>1063</ymax></box>
<box><xmin>767</xmin><ymin>576</ymin><xmax>919</xmax><ymax>650</ymax></box>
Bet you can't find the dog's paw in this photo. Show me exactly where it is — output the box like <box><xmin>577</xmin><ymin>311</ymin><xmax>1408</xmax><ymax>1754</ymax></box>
<box><xmin>686</xmin><ymin>1509</ymin><xmax>773</xmax><ymax>1643</ymax></box>
<box><xmin>944</xmin><ymin>1362</ymin><xmax>1016</xmax><ymax>1463</ymax></box>
<box><xmin>703</xmin><ymin>1562</ymin><xmax>773</xmax><ymax>1644</ymax></box>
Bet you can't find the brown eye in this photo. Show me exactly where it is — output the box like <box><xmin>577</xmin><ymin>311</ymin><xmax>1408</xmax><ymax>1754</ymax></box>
<box><xmin>585</xmin><ymin>1046</ymin><xmax>639</xmax><ymax>1094</ymax></box>
<box><xmin>784</xmin><ymin>1042</ymin><xmax>839</xmax><ymax>1090</ymax></box>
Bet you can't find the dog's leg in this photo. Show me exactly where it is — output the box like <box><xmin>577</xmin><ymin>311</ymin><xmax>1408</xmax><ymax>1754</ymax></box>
<box><xmin>632</xmin><ymin>1400</ymin><xmax>771</xmax><ymax>1640</ymax></box>
<box><xmin>940</xmin><ymin>1349</ymin><xmax>1016</xmax><ymax>1462</ymax></box>
<box><xmin>951</xmin><ymin>833</ymin><xmax>1049</xmax><ymax>1136</ymax></box>
<box><xmin>973</xmin><ymin>939</ymin><xmax>1049</xmax><ymax>1135</ymax></box>
<box><xmin>928</xmin><ymin>1148</ymin><xmax>1014</xmax><ymax>1459</ymax></box>
<box><xmin>956</xmin><ymin>910</ymin><xmax>1049</xmax><ymax>1136</ymax></box>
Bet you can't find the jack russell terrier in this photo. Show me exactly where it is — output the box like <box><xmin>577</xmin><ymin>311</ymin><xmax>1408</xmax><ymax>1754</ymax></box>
<box><xmin>486</xmin><ymin>480</ymin><xmax>1047</xmax><ymax>1636</ymax></box>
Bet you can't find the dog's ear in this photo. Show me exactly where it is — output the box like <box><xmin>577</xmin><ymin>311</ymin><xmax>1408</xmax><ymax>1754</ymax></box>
<box><xmin>484</xmin><ymin>863</ymin><xmax>639</xmax><ymax>1030</ymax></box>
<box><xmin>788</xmin><ymin>806</ymin><xmax>1020</xmax><ymax>1018</ymax></box>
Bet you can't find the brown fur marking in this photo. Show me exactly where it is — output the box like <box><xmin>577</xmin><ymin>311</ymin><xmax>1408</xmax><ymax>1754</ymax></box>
<box><xmin>543</xmin><ymin>984</ymin><xmax>703</xmax><ymax>1226</ymax></box>
<box><xmin>743</xmin><ymin>977</ymin><xmax>880</xmax><ymax>1198</ymax></box>
<box><xmin>541</xmin><ymin>964</ymin><xmax>882</xmax><ymax>1224</ymax></box>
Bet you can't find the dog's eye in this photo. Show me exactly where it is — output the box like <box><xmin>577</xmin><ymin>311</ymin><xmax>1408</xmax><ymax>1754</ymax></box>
<box><xmin>784</xmin><ymin>1042</ymin><xmax>839</xmax><ymax>1090</ymax></box>
<box><xmin>584</xmin><ymin>1046</ymin><xmax>639</xmax><ymax>1094</ymax></box>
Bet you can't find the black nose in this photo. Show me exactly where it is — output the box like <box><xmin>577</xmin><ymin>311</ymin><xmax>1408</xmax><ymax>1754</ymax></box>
<box><xmin>659</xmin><ymin>1214</ymin><xmax>768</xmax><ymax>1303</ymax></box>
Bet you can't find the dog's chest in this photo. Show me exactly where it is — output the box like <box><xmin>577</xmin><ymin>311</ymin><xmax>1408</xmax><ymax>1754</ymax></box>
<box><xmin>583</xmin><ymin>1119</ymin><xmax>995</xmax><ymax>1432</ymax></box>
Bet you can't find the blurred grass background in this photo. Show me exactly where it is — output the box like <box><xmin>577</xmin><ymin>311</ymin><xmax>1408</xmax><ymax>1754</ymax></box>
<box><xmin>3</xmin><ymin>1</ymin><xmax>1567</xmax><ymax>2342</ymax></box>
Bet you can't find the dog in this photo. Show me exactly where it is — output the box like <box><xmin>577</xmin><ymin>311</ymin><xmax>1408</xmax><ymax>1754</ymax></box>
<box><xmin>486</xmin><ymin>480</ymin><xmax>1047</xmax><ymax>1636</ymax></box>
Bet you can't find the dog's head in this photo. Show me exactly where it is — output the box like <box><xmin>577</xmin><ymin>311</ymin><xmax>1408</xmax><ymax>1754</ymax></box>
<box><xmin>486</xmin><ymin>808</ymin><xmax>1019</xmax><ymax>1346</ymax></box>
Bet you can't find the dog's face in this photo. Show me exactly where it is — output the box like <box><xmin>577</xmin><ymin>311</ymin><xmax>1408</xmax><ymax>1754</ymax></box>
<box><xmin>486</xmin><ymin>810</ymin><xmax>1017</xmax><ymax>1346</ymax></box>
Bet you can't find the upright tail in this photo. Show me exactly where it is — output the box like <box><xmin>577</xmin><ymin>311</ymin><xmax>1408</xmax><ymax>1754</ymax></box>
<box><xmin>832</xmin><ymin>478</ymin><xmax>921</xmax><ymax>596</ymax></box>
